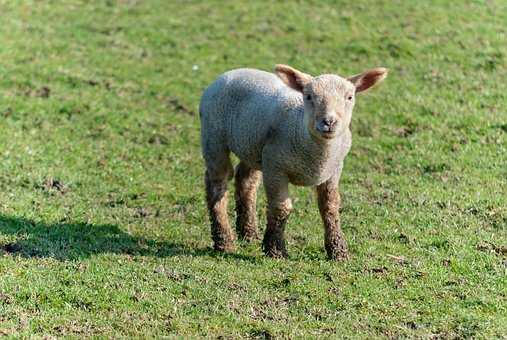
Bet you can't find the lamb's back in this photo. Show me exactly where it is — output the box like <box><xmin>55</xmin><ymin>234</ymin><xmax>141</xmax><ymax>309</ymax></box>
<box><xmin>200</xmin><ymin>68</ymin><xmax>301</xmax><ymax>169</ymax></box>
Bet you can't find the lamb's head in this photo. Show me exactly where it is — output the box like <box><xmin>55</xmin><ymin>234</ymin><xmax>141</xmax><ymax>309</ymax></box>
<box><xmin>275</xmin><ymin>64</ymin><xmax>388</xmax><ymax>141</ymax></box>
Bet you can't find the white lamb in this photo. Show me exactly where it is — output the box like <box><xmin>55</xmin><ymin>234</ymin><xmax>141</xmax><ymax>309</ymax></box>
<box><xmin>200</xmin><ymin>64</ymin><xmax>387</xmax><ymax>260</ymax></box>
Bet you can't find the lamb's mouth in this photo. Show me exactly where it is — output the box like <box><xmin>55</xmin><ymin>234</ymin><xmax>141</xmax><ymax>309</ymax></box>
<box><xmin>315</xmin><ymin>126</ymin><xmax>337</xmax><ymax>139</ymax></box>
<box><xmin>320</xmin><ymin>130</ymin><xmax>337</xmax><ymax>139</ymax></box>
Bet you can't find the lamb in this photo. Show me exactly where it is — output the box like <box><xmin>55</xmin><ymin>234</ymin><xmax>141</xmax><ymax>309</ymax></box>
<box><xmin>199</xmin><ymin>64</ymin><xmax>387</xmax><ymax>260</ymax></box>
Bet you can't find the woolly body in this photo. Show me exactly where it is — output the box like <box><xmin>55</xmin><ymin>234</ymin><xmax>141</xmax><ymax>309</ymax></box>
<box><xmin>200</xmin><ymin>68</ymin><xmax>351</xmax><ymax>187</ymax></box>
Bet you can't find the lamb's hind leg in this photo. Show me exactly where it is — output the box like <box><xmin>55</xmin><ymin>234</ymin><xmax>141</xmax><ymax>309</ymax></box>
<box><xmin>204</xmin><ymin>152</ymin><xmax>235</xmax><ymax>252</ymax></box>
<box><xmin>234</xmin><ymin>162</ymin><xmax>261</xmax><ymax>241</ymax></box>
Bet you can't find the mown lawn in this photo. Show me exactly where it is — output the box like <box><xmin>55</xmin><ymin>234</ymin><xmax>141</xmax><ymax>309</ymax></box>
<box><xmin>0</xmin><ymin>0</ymin><xmax>506</xmax><ymax>337</ymax></box>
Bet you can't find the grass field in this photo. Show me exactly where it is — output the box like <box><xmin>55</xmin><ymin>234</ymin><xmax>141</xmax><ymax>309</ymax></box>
<box><xmin>0</xmin><ymin>0</ymin><xmax>506</xmax><ymax>337</ymax></box>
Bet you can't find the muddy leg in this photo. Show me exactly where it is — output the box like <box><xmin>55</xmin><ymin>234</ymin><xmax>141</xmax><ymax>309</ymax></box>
<box><xmin>234</xmin><ymin>162</ymin><xmax>261</xmax><ymax>241</ymax></box>
<box><xmin>262</xmin><ymin>174</ymin><xmax>291</xmax><ymax>258</ymax></box>
<box><xmin>205</xmin><ymin>158</ymin><xmax>235</xmax><ymax>252</ymax></box>
<box><xmin>316</xmin><ymin>175</ymin><xmax>349</xmax><ymax>260</ymax></box>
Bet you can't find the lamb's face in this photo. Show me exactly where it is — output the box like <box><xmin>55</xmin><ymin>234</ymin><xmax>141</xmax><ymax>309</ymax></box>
<box><xmin>303</xmin><ymin>75</ymin><xmax>356</xmax><ymax>140</ymax></box>
<box><xmin>274</xmin><ymin>64</ymin><xmax>388</xmax><ymax>142</ymax></box>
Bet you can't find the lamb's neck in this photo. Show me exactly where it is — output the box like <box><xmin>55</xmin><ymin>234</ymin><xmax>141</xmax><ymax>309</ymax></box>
<box><xmin>285</xmin><ymin>109</ymin><xmax>350</xmax><ymax>186</ymax></box>
<box><xmin>293</xmin><ymin>111</ymin><xmax>344</xmax><ymax>160</ymax></box>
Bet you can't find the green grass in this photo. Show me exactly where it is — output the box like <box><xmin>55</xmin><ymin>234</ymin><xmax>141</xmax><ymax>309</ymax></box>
<box><xmin>0</xmin><ymin>0</ymin><xmax>506</xmax><ymax>337</ymax></box>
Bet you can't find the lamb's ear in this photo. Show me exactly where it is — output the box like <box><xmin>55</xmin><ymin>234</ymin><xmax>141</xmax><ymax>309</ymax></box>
<box><xmin>274</xmin><ymin>64</ymin><xmax>312</xmax><ymax>93</ymax></box>
<box><xmin>348</xmin><ymin>67</ymin><xmax>388</xmax><ymax>93</ymax></box>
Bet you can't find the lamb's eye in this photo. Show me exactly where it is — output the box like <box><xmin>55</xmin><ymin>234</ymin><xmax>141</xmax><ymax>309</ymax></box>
<box><xmin>306</xmin><ymin>94</ymin><xmax>312</xmax><ymax>101</ymax></box>
<box><xmin>347</xmin><ymin>95</ymin><xmax>353</xmax><ymax>101</ymax></box>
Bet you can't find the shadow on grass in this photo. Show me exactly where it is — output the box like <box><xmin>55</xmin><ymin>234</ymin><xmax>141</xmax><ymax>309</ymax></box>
<box><xmin>0</xmin><ymin>215</ymin><xmax>257</xmax><ymax>262</ymax></box>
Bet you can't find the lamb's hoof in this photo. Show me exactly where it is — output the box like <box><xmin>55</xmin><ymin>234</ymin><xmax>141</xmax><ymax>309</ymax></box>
<box><xmin>263</xmin><ymin>239</ymin><xmax>288</xmax><ymax>258</ymax></box>
<box><xmin>326</xmin><ymin>239</ymin><xmax>349</xmax><ymax>261</ymax></box>
<box><xmin>264</xmin><ymin>248</ymin><xmax>288</xmax><ymax>258</ymax></box>
<box><xmin>327</xmin><ymin>249</ymin><xmax>349</xmax><ymax>261</ymax></box>
<box><xmin>236</xmin><ymin>222</ymin><xmax>260</xmax><ymax>242</ymax></box>
<box><xmin>213</xmin><ymin>240</ymin><xmax>235</xmax><ymax>253</ymax></box>
<box><xmin>238</xmin><ymin>230</ymin><xmax>260</xmax><ymax>243</ymax></box>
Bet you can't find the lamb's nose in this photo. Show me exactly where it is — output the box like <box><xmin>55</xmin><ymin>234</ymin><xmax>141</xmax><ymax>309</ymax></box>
<box><xmin>322</xmin><ymin>118</ymin><xmax>336</xmax><ymax>127</ymax></box>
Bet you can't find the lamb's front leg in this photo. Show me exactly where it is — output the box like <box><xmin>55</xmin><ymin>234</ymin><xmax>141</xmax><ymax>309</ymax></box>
<box><xmin>316</xmin><ymin>175</ymin><xmax>349</xmax><ymax>260</ymax></box>
<box><xmin>262</xmin><ymin>174</ymin><xmax>292</xmax><ymax>258</ymax></box>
